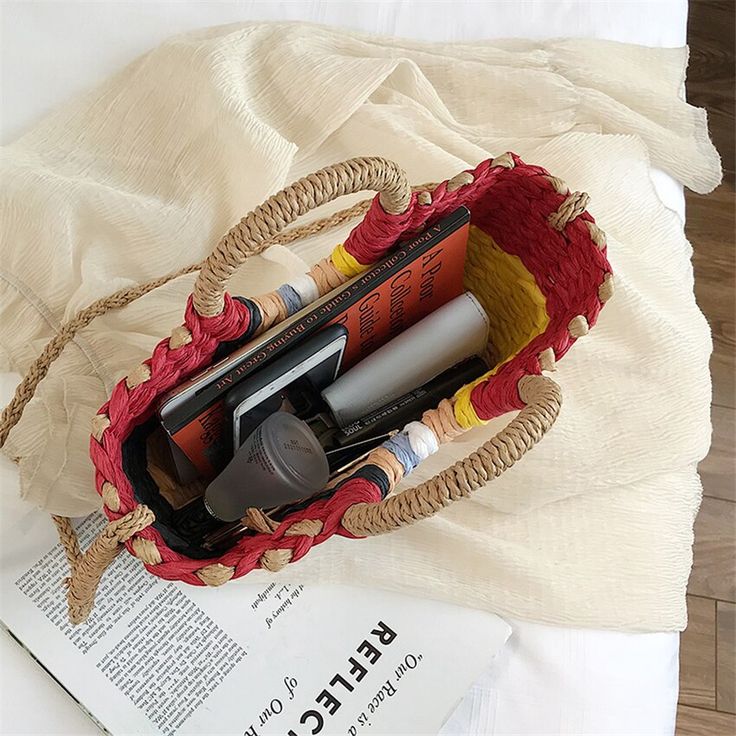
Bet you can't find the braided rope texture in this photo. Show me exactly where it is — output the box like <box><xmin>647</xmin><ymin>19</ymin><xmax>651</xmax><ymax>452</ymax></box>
<box><xmin>57</xmin><ymin>154</ymin><xmax>611</xmax><ymax>620</ymax></box>
<box><xmin>193</xmin><ymin>157</ymin><xmax>411</xmax><ymax>317</ymax></box>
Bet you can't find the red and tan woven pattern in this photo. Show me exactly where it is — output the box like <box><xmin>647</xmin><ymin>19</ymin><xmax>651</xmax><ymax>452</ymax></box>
<box><xmin>0</xmin><ymin>155</ymin><xmax>612</xmax><ymax>623</ymax></box>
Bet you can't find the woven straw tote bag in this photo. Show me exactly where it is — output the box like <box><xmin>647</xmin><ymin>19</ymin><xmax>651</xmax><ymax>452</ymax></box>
<box><xmin>0</xmin><ymin>154</ymin><xmax>613</xmax><ymax>624</ymax></box>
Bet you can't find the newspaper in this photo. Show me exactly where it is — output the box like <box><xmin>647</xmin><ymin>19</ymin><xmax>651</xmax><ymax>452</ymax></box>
<box><xmin>0</xmin><ymin>495</ymin><xmax>510</xmax><ymax>735</ymax></box>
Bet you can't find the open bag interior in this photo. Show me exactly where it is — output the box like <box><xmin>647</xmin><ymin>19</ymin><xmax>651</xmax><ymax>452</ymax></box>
<box><xmin>124</xmin><ymin>214</ymin><xmax>552</xmax><ymax>560</ymax></box>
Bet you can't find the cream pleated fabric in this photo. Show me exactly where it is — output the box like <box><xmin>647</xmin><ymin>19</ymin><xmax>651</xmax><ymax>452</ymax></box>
<box><xmin>0</xmin><ymin>23</ymin><xmax>721</xmax><ymax>631</ymax></box>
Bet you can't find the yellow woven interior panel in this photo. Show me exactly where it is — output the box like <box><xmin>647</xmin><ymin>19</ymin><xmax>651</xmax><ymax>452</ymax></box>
<box><xmin>453</xmin><ymin>225</ymin><xmax>550</xmax><ymax>427</ymax></box>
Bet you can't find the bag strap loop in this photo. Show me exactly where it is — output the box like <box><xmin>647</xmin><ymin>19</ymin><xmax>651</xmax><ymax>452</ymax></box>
<box><xmin>192</xmin><ymin>157</ymin><xmax>411</xmax><ymax>317</ymax></box>
<box><xmin>340</xmin><ymin>374</ymin><xmax>562</xmax><ymax>535</ymax></box>
<box><xmin>52</xmin><ymin>505</ymin><xmax>155</xmax><ymax>624</ymax></box>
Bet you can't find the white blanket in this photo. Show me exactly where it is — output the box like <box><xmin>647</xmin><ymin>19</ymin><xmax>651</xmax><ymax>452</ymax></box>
<box><xmin>0</xmin><ymin>22</ymin><xmax>720</xmax><ymax>631</ymax></box>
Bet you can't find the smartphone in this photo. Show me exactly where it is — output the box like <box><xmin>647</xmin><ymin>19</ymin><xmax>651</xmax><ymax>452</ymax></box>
<box><xmin>225</xmin><ymin>324</ymin><xmax>348</xmax><ymax>448</ymax></box>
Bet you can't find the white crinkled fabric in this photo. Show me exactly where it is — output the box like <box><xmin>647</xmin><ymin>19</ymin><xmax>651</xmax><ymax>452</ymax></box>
<box><xmin>0</xmin><ymin>23</ymin><xmax>721</xmax><ymax>631</ymax></box>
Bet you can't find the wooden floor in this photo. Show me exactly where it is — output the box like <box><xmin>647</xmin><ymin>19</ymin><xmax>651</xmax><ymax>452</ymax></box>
<box><xmin>677</xmin><ymin>1</ymin><xmax>735</xmax><ymax>734</ymax></box>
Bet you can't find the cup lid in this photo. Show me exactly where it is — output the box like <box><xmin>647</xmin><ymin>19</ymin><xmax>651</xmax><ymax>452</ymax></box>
<box><xmin>259</xmin><ymin>412</ymin><xmax>329</xmax><ymax>492</ymax></box>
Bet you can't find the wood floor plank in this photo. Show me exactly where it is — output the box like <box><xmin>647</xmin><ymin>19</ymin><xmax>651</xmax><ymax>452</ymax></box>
<box><xmin>687</xmin><ymin>497</ymin><xmax>736</xmax><ymax>602</ymax></box>
<box><xmin>717</xmin><ymin>601</ymin><xmax>736</xmax><ymax>714</ymax></box>
<box><xmin>676</xmin><ymin>704</ymin><xmax>736</xmax><ymax>736</ymax></box>
<box><xmin>686</xmin><ymin>0</ymin><xmax>736</xmax><ymax>184</ymax></box>
<box><xmin>700</xmin><ymin>406</ymin><xmax>736</xmax><ymax>502</ymax></box>
<box><xmin>681</xmin><ymin>3</ymin><xmax>734</xmax><ymax>732</ymax></box>
<box><xmin>688</xmin><ymin>187</ymin><xmax>736</xmax><ymax>411</ymax></box>
<box><xmin>688</xmin><ymin>188</ymin><xmax>736</xmax><ymax>258</ymax></box>
<box><xmin>680</xmin><ymin>595</ymin><xmax>717</xmax><ymax>709</ymax></box>
<box><xmin>686</xmin><ymin>0</ymin><xmax>736</xmax><ymax>413</ymax></box>
<box><xmin>709</xmin><ymin>352</ymin><xmax>736</xmax><ymax>412</ymax></box>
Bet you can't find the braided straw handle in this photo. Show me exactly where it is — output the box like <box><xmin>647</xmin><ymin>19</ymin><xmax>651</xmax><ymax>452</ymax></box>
<box><xmin>341</xmin><ymin>374</ymin><xmax>562</xmax><ymax>535</ymax></box>
<box><xmin>192</xmin><ymin>157</ymin><xmax>412</xmax><ymax>317</ymax></box>
<box><xmin>52</xmin><ymin>507</ymin><xmax>155</xmax><ymax>624</ymax></box>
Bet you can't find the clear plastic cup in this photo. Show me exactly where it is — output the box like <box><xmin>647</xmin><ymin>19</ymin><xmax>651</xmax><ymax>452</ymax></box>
<box><xmin>204</xmin><ymin>412</ymin><xmax>329</xmax><ymax>522</ymax></box>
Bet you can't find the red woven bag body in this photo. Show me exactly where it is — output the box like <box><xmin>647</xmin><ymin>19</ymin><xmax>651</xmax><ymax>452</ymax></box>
<box><xmin>1</xmin><ymin>155</ymin><xmax>613</xmax><ymax>622</ymax></box>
